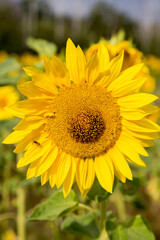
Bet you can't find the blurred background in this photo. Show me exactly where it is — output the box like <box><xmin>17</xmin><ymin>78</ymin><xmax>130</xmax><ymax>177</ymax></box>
<box><xmin>0</xmin><ymin>0</ymin><xmax>160</xmax><ymax>240</ymax></box>
<box><xmin>0</xmin><ymin>0</ymin><xmax>160</xmax><ymax>55</ymax></box>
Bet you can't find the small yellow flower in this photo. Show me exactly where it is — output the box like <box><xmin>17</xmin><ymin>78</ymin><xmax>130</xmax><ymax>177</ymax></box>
<box><xmin>19</xmin><ymin>53</ymin><xmax>42</xmax><ymax>67</ymax></box>
<box><xmin>0</xmin><ymin>51</ymin><xmax>9</xmax><ymax>63</ymax></box>
<box><xmin>86</xmin><ymin>41</ymin><xmax>142</xmax><ymax>71</ymax></box>
<box><xmin>2</xmin><ymin>229</ymin><xmax>16</xmax><ymax>240</ymax></box>
<box><xmin>0</xmin><ymin>86</ymin><xmax>19</xmax><ymax>120</ymax></box>
<box><xmin>3</xmin><ymin>39</ymin><xmax>160</xmax><ymax>198</ymax></box>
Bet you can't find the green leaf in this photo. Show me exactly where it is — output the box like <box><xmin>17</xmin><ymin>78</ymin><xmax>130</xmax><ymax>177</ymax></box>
<box><xmin>87</xmin><ymin>177</ymin><xmax>117</xmax><ymax>202</ymax></box>
<box><xmin>61</xmin><ymin>212</ymin><xmax>100</xmax><ymax>238</ymax></box>
<box><xmin>0</xmin><ymin>57</ymin><xmax>20</xmax><ymax>76</ymax></box>
<box><xmin>26</xmin><ymin>37</ymin><xmax>57</xmax><ymax>58</ymax></box>
<box><xmin>28</xmin><ymin>189</ymin><xmax>78</xmax><ymax>221</ymax></box>
<box><xmin>106</xmin><ymin>215</ymin><xmax>155</xmax><ymax>240</ymax></box>
<box><xmin>125</xmin><ymin>215</ymin><xmax>155</xmax><ymax>240</ymax></box>
<box><xmin>111</xmin><ymin>225</ymin><xmax>128</xmax><ymax>240</ymax></box>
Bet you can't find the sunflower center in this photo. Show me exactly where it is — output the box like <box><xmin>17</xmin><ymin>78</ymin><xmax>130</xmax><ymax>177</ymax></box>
<box><xmin>45</xmin><ymin>84</ymin><xmax>121</xmax><ymax>158</ymax></box>
<box><xmin>68</xmin><ymin>110</ymin><xmax>105</xmax><ymax>143</ymax></box>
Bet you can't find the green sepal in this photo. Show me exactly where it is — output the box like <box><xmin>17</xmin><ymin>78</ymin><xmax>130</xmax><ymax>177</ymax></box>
<box><xmin>87</xmin><ymin>177</ymin><xmax>117</xmax><ymax>202</ymax></box>
<box><xmin>120</xmin><ymin>178</ymin><xmax>140</xmax><ymax>196</ymax></box>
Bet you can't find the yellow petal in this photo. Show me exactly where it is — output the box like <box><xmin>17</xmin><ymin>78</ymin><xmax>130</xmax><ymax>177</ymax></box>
<box><xmin>27</xmin><ymin>159</ymin><xmax>40</xmax><ymax>179</ymax></box>
<box><xmin>3</xmin><ymin>130</ymin><xmax>31</xmax><ymax>144</ymax></box>
<box><xmin>110</xmin><ymin>77</ymin><xmax>146</xmax><ymax>97</ymax></box>
<box><xmin>103</xmin><ymin>51</ymin><xmax>124</xmax><ymax>87</ymax></box>
<box><xmin>121</xmin><ymin>133</ymin><xmax>148</xmax><ymax>156</ymax></box>
<box><xmin>97</xmin><ymin>44</ymin><xmax>110</xmax><ymax>72</ymax></box>
<box><xmin>56</xmin><ymin>152</ymin><xmax>72</xmax><ymax>189</ymax></box>
<box><xmin>41</xmin><ymin>171</ymin><xmax>50</xmax><ymax>186</ymax></box>
<box><xmin>109</xmin><ymin>146</ymin><xmax>132</xmax><ymax>180</ymax></box>
<box><xmin>17</xmin><ymin>140</ymin><xmax>50</xmax><ymax>168</ymax></box>
<box><xmin>23</xmin><ymin>66</ymin><xmax>42</xmax><ymax>76</ymax></box>
<box><xmin>95</xmin><ymin>155</ymin><xmax>113</xmax><ymax>192</ymax></box>
<box><xmin>83</xmin><ymin>158</ymin><xmax>95</xmax><ymax>190</ymax></box>
<box><xmin>118</xmin><ymin>93</ymin><xmax>158</xmax><ymax>108</ymax></box>
<box><xmin>33</xmin><ymin>73</ymin><xmax>58</xmax><ymax>95</ymax></box>
<box><xmin>63</xmin><ymin>158</ymin><xmax>76</xmax><ymax>198</ymax></box>
<box><xmin>120</xmin><ymin>108</ymin><xmax>149</xmax><ymax>120</ymax></box>
<box><xmin>48</xmin><ymin>157</ymin><xmax>60</xmax><ymax>188</ymax></box>
<box><xmin>49</xmin><ymin>55</ymin><xmax>71</xmax><ymax>87</ymax></box>
<box><xmin>13</xmin><ymin>127</ymin><xmax>46</xmax><ymax>153</ymax></box>
<box><xmin>13</xmin><ymin>116</ymin><xmax>45</xmax><ymax>131</ymax></box>
<box><xmin>116</xmin><ymin>136</ymin><xmax>146</xmax><ymax>167</ymax></box>
<box><xmin>103</xmin><ymin>154</ymin><xmax>114</xmax><ymax>179</ymax></box>
<box><xmin>35</xmin><ymin>145</ymin><xmax>59</xmax><ymax>176</ymax></box>
<box><xmin>52</xmin><ymin>55</ymin><xmax>68</xmax><ymax>78</ymax></box>
<box><xmin>114</xmin><ymin>168</ymin><xmax>126</xmax><ymax>183</ymax></box>
<box><xmin>18</xmin><ymin>81</ymin><xmax>50</xmax><ymax>99</ymax></box>
<box><xmin>66</xmin><ymin>39</ymin><xmax>86</xmax><ymax>84</ymax></box>
<box><xmin>107</xmin><ymin>64</ymin><xmax>144</xmax><ymax>95</ymax></box>
<box><xmin>24</xmin><ymin>65</ymin><xmax>58</xmax><ymax>95</ymax></box>
<box><xmin>9</xmin><ymin>99</ymin><xmax>49</xmax><ymax>117</ymax></box>
<box><xmin>141</xmin><ymin>105</ymin><xmax>159</xmax><ymax>115</ymax></box>
<box><xmin>122</xmin><ymin>119</ymin><xmax>160</xmax><ymax>132</ymax></box>
<box><xmin>4</xmin><ymin>106</ymin><xmax>25</xmax><ymax>118</ymax></box>
<box><xmin>141</xmin><ymin>139</ymin><xmax>154</xmax><ymax>147</ymax></box>
<box><xmin>123</xmin><ymin>127</ymin><xmax>159</xmax><ymax>140</ymax></box>
<box><xmin>49</xmin><ymin>175</ymin><xmax>56</xmax><ymax>188</ymax></box>
<box><xmin>86</xmin><ymin>44</ymin><xmax>110</xmax><ymax>86</ymax></box>
<box><xmin>86</xmin><ymin>52</ymin><xmax>99</xmax><ymax>85</ymax></box>
<box><xmin>77</xmin><ymin>45</ymin><xmax>86</xmax><ymax>83</ymax></box>
<box><xmin>76</xmin><ymin>159</ymin><xmax>85</xmax><ymax>192</ymax></box>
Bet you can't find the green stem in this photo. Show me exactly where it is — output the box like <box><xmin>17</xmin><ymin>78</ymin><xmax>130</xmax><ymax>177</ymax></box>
<box><xmin>98</xmin><ymin>200</ymin><xmax>109</xmax><ymax>240</ymax></box>
<box><xmin>79</xmin><ymin>203</ymin><xmax>100</xmax><ymax>229</ymax></box>
<box><xmin>98</xmin><ymin>228</ymin><xmax>109</xmax><ymax>240</ymax></box>
<box><xmin>100</xmin><ymin>200</ymin><xmax>106</xmax><ymax>231</ymax></box>
<box><xmin>116</xmin><ymin>190</ymin><xmax>126</xmax><ymax>221</ymax></box>
<box><xmin>17</xmin><ymin>186</ymin><xmax>26</xmax><ymax>240</ymax></box>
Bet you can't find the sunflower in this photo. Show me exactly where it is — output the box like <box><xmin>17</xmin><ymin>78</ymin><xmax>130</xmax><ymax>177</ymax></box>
<box><xmin>19</xmin><ymin>53</ymin><xmax>42</xmax><ymax>67</ymax></box>
<box><xmin>3</xmin><ymin>39</ymin><xmax>160</xmax><ymax>198</ymax></box>
<box><xmin>85</xmin><ymin>41</ymin><xmax>143</xmax><ymax>71</ymax></box>
<box><xmin>0</xmin><ymin>51</ymin><xmax>8</xmax><ymax>63</ymax></box>
<box><xmin>144</xmin><ymin>55</ymin><xmax>160</xmax><ymax>74</ymax></box>
<box><xmin>0</xmin><ymin>86</ymin><xmax>19</xmax><ymax>121</ymax></box>
<box><xmin>86</xmin><ymin>41</ymin><xmax>156</xmax><ymax>93</ymax></box>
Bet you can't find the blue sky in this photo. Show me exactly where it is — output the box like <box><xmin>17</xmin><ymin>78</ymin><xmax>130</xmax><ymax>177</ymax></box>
<box><xmin>8</xmin><ymin>0</ymin><xmax>160</xmax><ymax>24</ymax></box>
<box><xmin>46</xmin><ymin>0</ymin><xmax>160</xmax><ymax>24</ymax></box>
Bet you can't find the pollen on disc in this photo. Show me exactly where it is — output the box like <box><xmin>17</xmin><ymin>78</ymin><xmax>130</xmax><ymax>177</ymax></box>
<box><xmin>45</xmin><ymin>84</ymin><xmax>121</xmax><ymax>158</ymax></box>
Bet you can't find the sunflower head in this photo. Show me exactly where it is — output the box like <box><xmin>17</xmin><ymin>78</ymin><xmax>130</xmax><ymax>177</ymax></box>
<box><xmin>19</xmin><ymin>53</ymin><xmax>41</xmax><ymax>67</ymax></box>
<box><xmin>144</xmin><ymin>55</ymin><xmax>160</xmax><ymax>74</ymax></box>
<box><xmin>0</xmin><ymin>86</ymin><xmax>19</xmax><ymax>121</ymax></box>
<box><xmin>3</xmin><ymin>39</ymin><xmax>160</xmax><ymax>198</ymax></box>
<box><xmin>85</xmin><ymin>41</ymin><xmax>142</xmax><ymax>70</ymax></box>
<box><xmin>86</xmin><ymin>40</ymin><xmax>156</xmax><ymax>93</ymax></box>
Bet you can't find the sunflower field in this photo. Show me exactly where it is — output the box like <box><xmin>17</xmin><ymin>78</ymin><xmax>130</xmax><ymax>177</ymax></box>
<box><xmin>1</xmin><ymin>1</ymin><xmax>160</xmax><ymax>240</ymax></box>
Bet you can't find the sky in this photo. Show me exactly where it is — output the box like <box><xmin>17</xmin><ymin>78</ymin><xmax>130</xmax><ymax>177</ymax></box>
<box><xmin>46</xmin><ymin>0</ymin><xmax>160</xmax><ymax>24</ymax></box>
<box><xmin>7</xmin><ymin>0</ymin><xmax>160</xmax><ymax>25</ymax></box>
